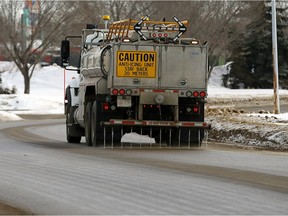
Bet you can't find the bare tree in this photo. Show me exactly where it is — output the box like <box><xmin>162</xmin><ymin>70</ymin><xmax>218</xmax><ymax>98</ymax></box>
<box><xmin>104</xmin><ymin>0</ymin><xmax>154</xmax><ymax>21</ymax></box>
<box><xmin>151</xmin><ymin>1</ymin><xmax>264</xmax><ymax>75</ymax></box>
<box><xmin>0</xmin><ymin>0</ymin><xmax>78</xmax><ymax>94</ymax></box>
<box><xmin>75</xmin><ymin>0</ymin><xmax>154</xmax><ymax>25</ymax></box>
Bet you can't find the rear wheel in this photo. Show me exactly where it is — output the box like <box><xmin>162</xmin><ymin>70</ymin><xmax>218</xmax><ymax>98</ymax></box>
<box><xmin>66</xmin><ymin>105</ymin><xmax>82</xmax><ymax>144</ymax></box>
<box><xmin>66</xmin><ymin>124</ymin><xmax>81</xmax><ymax>143</ymax></box>
<box><xmin>85</xmin><ymin>102</ymin><xmax>92</xmax><ymax>146</ymax></box>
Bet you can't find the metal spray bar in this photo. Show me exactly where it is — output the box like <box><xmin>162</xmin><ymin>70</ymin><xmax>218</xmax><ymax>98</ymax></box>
<box><xmin>101</xmin><ymin>124</ymin><xmax>209</xmax><ymax>149</ymax></box>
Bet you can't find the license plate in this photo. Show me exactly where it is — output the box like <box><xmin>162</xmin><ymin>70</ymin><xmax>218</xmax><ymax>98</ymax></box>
<box><xmin>117</xmin><ymin>96</ymin><xmax>132</xmax><ymax>107</ymax></box>
<box><xmin>116</xmin><ymin>51</ymin><xmax>157</xmax><ymax>78</ymax></box>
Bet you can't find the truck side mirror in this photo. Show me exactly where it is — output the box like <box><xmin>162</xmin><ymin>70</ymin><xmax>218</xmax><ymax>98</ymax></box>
<box><xmin>61</xmin><ymin>40</ymin><xmax>70</xmax><ymax>67</ymax></box>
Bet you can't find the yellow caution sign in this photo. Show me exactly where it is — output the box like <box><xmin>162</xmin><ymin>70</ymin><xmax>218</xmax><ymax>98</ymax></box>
<box><xmin>117</xmin><ymin>51</ymin><xmax>157</xmax><ymax>78</ymax></box>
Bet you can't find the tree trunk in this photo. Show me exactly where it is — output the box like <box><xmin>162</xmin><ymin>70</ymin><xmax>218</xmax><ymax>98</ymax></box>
<box><xmin>24</xmin><ymin>71</ymin><xmax>30</xmax><ymax>94</ymax></box>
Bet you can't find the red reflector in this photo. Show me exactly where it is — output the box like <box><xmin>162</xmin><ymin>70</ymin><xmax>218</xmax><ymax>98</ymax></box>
<box><xmin>158</xmin><ymin>33</ymin><xmax>163</xmax><ymax>37</ymax></box>
<box><xmin>152</xmin><ymin>33</ymin><xmax>157</xmax><ymax>37</ymax></box>
<box><xmin>182</xmin><ymin>122</ymin><xmax>195</xmax><ymax>127</ymax></box>
<box><xmin>123</xmin><ymin>121</ymin><xmax>135</xmax><ymax>125</ymax></box>
<box><xmin>119</xmin><ymin>89</ymin><xmax>125</xmax><ymax>95</ymax></box>
<box><xmin>164</xmin><ymin>33</ymin><xmax>168</xmax><ymax>37</ymax></box>
<box><xmin>193</xmin><ymin>91</ymin><xmax>199</xmax><ymax>97</ymax></box>
<box><xmin>112</xmin><ymin>89</ymin><xmax>118</xmax><ymax>95</ymax></box>
<box><xmin>200</xmin><ymin>91</ymin><xmax>206</xmax><ymax>97</ymax></box>
<box><xmin>153</xmin><ymin>89</ymin><xmax>165</xmax><ymax>93</ymax></box>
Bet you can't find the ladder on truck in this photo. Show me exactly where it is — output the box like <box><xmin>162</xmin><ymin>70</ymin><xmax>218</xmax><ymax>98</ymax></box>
<box><xmin>106</xmin><ymin>16</ymin><xmax>189</xmax><ymax>42</ymax></box>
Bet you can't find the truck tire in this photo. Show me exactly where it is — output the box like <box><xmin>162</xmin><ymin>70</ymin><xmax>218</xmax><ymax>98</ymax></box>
<box><xmin>91</xmin><ymin>101</ymin><xmax>101</xmax><ymax>147</ymax></box>
<box><xmin>85</xmin><ymin>102</ymin><xmax>92</xmax><ymax>146</ymax></box>
<box><xmin>66</xmin><ymin>124</ymin><xmax>81</xmax><ymax>143</ymax></box>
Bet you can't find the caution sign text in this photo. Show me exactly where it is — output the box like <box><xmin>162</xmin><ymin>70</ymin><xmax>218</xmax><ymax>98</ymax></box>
<box><xmin>117</xmin><ymin>51</ymin><xmax>157</xmax><ymax>78</ymax></box>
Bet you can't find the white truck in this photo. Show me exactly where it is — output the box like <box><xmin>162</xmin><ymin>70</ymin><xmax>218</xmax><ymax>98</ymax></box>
<box><xmin>61</xmin><ymin>16</ymin><xmax>210</xmax><ymax>147</ymax></box>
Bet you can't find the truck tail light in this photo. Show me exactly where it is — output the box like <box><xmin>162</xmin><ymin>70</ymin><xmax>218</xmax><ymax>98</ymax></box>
<box><xmin>112</xmin><ymin>88</ymin><xmax>133</xmax><ymax>95</ymax></box>
<box><xmin>193</xmin><ymin>106</ymin><xmax>199</xmax><ymax>113</ymax></box>
<box><xmin>112</xmin><ymin>89</ymin><xmax>118</xmax><ymax>95</ymax></box>
<box><xmin>193</xmin><ymin>91</ymin><xmax>199</xmax><ymax>97</ymax></box>
<box><xmin>119</xmin><ymin>89</ymin><xmax>125</xmax><ymax>95</ymax></box>
<box><xmin>103</xmin><ymin>103</ymin><xmax>110</xmax><ymax>111</ymax></box>
<box><xmin>200</xmin><ymin>91</ymin><xmax>206</xmax><ymax>98</ymax></box>
<box><xmin>102</xmin><ymin>103</ymin><xmax>117</xmax><ymax>112</ymax></box>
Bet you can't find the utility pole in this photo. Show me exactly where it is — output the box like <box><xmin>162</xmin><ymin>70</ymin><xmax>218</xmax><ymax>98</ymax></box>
<box><xmin>272</xmin><ymin>0</ymin><xmax>280</xmax><ymax>114</ymax></box>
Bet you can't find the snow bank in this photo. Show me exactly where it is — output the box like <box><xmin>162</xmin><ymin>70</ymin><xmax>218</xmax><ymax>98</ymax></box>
<box><xmin>1</xmin><ymin>61</ymin><xmax>288</xmax><ymax>150</ymax></box>
<box><xmin>208</xmin><ymin>62</ymin><xmax>231</xmax><ymax>88</ymax></box>
<box><xmin>0</xmin><ymin>111</ymin><xmax>22</xmax><ymax>121</ymax></box>
<box><xmin>0</xmin><ymin>62</ymin><xmax>78</xmax><ymax>121</ymax></box>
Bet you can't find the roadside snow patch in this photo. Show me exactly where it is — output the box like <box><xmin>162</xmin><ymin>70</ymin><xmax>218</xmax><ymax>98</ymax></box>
<box><xmin>208</xmin><ymin>62</ymin><xmax>231</xmax><ymax>88</ymax></box>
<box><xmin>0</xmin><ymin>111</ymin><xmax>22</xmax><ymax>121</ymax></box>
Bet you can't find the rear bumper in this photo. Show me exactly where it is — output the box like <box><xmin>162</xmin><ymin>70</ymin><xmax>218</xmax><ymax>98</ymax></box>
<box><xmin>102</xmin><ymin>119</ymin><xmax>211</xmax><ymax>129</ymax></box>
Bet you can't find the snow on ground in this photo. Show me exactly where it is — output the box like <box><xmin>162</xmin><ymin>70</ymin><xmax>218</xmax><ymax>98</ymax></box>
<box><xmin>1</xmin><ymin>61</ymin><xmax>288</xmax><ymax>150</ymax></box>
<box><xmin>0</xmin><ymin>61</ymin><xmax>78</xmax><ymax>117</ymax></box>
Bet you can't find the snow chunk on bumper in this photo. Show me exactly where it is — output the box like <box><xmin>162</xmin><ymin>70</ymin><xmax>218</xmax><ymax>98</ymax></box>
<box><xmin>121</xmin><ymin>132</ymin><xmax>156</xmax><ymax>144</ymax></box>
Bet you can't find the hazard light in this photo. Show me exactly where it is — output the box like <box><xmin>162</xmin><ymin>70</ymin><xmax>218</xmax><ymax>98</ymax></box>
<box><xmin>191</xmin><ymin>39</ymin><xmax>199</xmax><ymax>45</ymax></box>
<box><xmin>103</xmin><ymin>15</ymin><xmax>110</xmax><ymax>21</ymax></box>
<box><xmin>122</xmin><ymin>37</ymin><xmax>131</xmax><ymax>43</ymax></box>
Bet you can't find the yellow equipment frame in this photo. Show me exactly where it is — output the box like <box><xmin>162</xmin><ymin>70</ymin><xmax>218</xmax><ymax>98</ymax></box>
<box><xmin>107</xmin><ymin>18</ymin><xmax>189</xmax><ymax>41</ymax></box>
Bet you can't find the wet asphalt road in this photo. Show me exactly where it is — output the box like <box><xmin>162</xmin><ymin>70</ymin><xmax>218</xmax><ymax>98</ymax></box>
<box><xmin>0</xmin><ymin>119</ymin><xmax>288</xmax><ymax>214</ymax></box>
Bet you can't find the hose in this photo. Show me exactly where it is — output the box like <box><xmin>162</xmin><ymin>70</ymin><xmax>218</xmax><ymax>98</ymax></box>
<box><xmin>100</xmin><ymin>45</ymin><xmax>112</xmax><ymax>79</ymax></box>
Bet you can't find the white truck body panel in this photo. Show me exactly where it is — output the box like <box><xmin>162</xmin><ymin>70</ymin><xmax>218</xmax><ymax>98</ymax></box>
<box><xmin>109</xmin><ymin>44</ymin><xmax>208</xmax><ymax>90</ymax></box>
